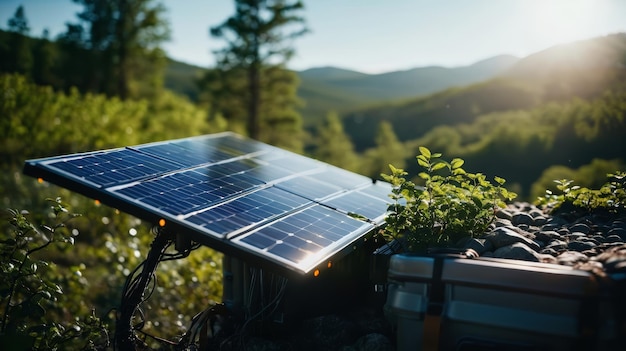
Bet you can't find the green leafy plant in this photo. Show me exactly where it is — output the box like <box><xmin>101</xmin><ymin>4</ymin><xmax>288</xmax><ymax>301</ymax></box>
<box><xmin>0</xmin><ymin>198</ymin><xmax>109</xmax><ymax>350</ymax></box>
<box><xmin>536</xmin><ymin>171</ymin><xmax>626</xmax><ymax>214</ymax></box>
<box><xmin>382</xmin><ymin>147</ymin><xmax>517</xmax><ymax>252</ymax></box>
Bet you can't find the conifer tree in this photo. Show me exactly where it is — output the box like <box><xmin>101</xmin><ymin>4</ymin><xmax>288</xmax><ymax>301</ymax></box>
<box><xmin>4</xmin><ymin>5</ymin><xmax>33</xmax><ymax>76</ymax></box>
<box><xmin>66</xmin><ymin>0</ymin><xmax>170</xmax><ymax>99</ymax></box>
<box><xmin>209</xmin><ymin>0</ymin><xmax>307</xmax><ymax>148</ymax></box>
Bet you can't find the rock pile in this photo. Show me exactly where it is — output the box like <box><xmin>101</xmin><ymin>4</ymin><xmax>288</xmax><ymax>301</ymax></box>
<box><xmin>462</xmin><ymin>202</ymin><xmax>626</xmax><ymax>275</ymax></box>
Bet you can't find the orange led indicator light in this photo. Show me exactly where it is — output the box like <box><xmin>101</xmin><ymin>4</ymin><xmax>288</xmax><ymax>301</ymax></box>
<box><xmin>159</xmin><ymin>219</ymin><xmax>166</xmax><ymax>227</ymax></box>
<box><xmin>37</xmin><ymin>178</ymin><xmax>44</xmax><ymax>183</ymax></box>
<box><xmin>313</xmin><ymin>269</ymin><xmax>320</xmax><ymax>277</ymax></box>
<box><xmin>327</xmin><ymin>261</ymin><xmax>332</xmax><ymax>269</ymax></box>
<box><xmin>94</xmin><ymin>199</ymin><xmax>101</xmax><ymax>206</ymax></box>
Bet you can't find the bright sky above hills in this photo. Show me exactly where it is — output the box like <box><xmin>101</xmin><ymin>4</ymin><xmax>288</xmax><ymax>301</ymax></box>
<box><xmin>1</xmin><ymin>0</ymin><xmax>625</xmax><ymax>73</ymax></box>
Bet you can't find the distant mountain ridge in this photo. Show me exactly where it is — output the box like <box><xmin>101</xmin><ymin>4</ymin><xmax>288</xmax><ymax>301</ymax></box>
<box><xmin>299</xmin><ymin>54</ymin><xmax>519</xmax><ymax>101</ymax></box>
<box><xmin>340</xmin><ymin>33</ymin><xmax>626</xmax><ymax>151</ymax></box>
<box><xmin>164</xmin><ymin>55</ymin><xmax>520</xmax><ymax>124</ymax></box>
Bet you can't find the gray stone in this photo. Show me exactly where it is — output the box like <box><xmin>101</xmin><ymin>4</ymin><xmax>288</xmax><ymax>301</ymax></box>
<box><xmin>607</xmin><ymin>228</ymin><xmax>626</xmax><ymax>242</ymax></box>
<box><xmin>495</xmin><ymin>209</ymin><xmax>513</xmax><ymax>221</ymax></box>
<box><xmin>604</xmin><ymin>235</ymin><xmax>624</xmax><ymax>243</ymax></box>
<box><xmin>463</xmin><ymin>238</ymin><xmax>492</xmax><ymax>255</ymax></box>
<box><xmin>565</xmin><ymin>232</ymin><xmax>586</xmax><ymax>241</ymax></box>
<box><xmin>534</xmin><ymin>230</ymin><xmax>561</xmax><ymax>243</ymax></box>
<box><xmin>540</xmin><ymin>248</ymin><xmax>559</xmax><ymax>256</ymax></box>
<box><xmin>533</xmin><ymin>216</ymin><xmax>548</xmax><ymax>226</ymax></box>
<box><xmin>493</xmin><ymin>243</ymin><xmax>542</xmax><ymax>262</ymax></box>
<box><xmin>512</xmin><ymin>212</ymin><xmax>534</xmax><ymax>226</ymax></box>
<box><xmin>569</xmin><ymin>223</ymin><xmax>591</xmax><ymax>234</ymax></box>
<box><xmin>494</xmin><ymin>218</ymin><xmax>513</xmax><ymax>228</ymax></box>
<box><xmin>567</xmin><ymin>240</ymin><xmax>596</xmax><ymax>252</ymax></box>
<box><xmin>545</xmin><ymin>240</ymin><xmax>568</xmax><ymax>251</ymax></box>
<box><xmin>557</xmin><ymin>251</ymin><xmax>589</xmax><ymax>266</ymax></box>
<box><xmin>557</xmin><ymin>228</ymin><xmax>570</xmax><ymax>236</ymax></box>
<box><xmin>483</xmin><ymin>227</ymin><xmax>540</xmax><ymax>251</ymax></box>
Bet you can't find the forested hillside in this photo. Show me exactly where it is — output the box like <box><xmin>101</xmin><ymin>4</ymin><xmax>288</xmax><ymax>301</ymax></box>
<box><xmin>340</xmin><ymin>33</ymin><xmax>626</xmax><ymax>198</ymax></box>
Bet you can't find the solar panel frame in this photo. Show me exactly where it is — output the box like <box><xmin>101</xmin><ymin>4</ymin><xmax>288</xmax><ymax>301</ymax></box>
<box><xmin>22</xmin><ymin>132</ymin><xmax>391</xmax><ymax>275</ymax></box>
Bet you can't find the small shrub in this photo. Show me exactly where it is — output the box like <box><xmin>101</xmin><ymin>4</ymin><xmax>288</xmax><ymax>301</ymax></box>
<box><xmin>0</xmin><ymin>198</ymin><xmax>109</xmax><ymax>350</ymax></box>
<box><xmin>382</xmin><ymin>147</ymin><xmax>516</xmax><ymax>252</ymax></box>
<box><xmin>536</xmin><ymin>171</ymin><xmax>626</xmax><ymax>214</ymax></box>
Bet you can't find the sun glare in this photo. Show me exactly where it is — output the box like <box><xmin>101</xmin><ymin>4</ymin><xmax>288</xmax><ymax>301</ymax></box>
<box><xmin>527</xmin><ymin>0</ymin><xmax>601</xmax><ymax>45</ymax></box>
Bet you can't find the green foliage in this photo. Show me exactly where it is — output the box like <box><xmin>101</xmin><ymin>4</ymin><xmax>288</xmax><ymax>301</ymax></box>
<box><xmin>313</xmin><ymin>112</ymin><xmax>360</xmax><ymax>172</ymax></box>
<box><xmin>530</xmin><ymin>159</ymin><xmax>625</xmax><ymax>201</ymax></box>
<box><xmin>0</xmin><ymin>198</ymin><xmax>109</xmax><ymax>350</ymax></box>
<box><xmin>536</xmin><ymin>171</ymin><xmax>626</xmax><ymax>214</ymax></box>
<box><xmin>382</xmin><ymin>147</ymin><xmax>516</xmax><ymax>252</ymax></box>
<box><xmin>0</xmin><ymin>73</ymin><xmax>224</xmax><ymax>167</ymax></box>
<box><xmin>363</xmin><ymin>121</ymin><xmax>407</xmax><ymax>179</ymax></box>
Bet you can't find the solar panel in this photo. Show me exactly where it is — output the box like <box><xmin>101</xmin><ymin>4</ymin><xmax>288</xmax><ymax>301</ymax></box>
<box><xmin>22</xmin><ymin>132</ymin><xmax>391</xmax><ymax>275</ymax></box>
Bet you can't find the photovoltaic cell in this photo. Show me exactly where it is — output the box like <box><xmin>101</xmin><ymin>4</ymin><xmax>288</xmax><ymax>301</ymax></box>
<box><xmin>185</xmin><ymin>186</ymin><xmax>310</xmax><ymax>238</ymax></box>
<box><xmin>321</xmin><ymin>188</ymin><xmax>390</xmax><ymax>224</ymax></box>
<box><xmin>43</xmin><ymin>148</ymin><xmax>184</xmax><ymax>187</ymax></box>
<box><xmin>22</xmin><ymin>132</ymin><xmax>388</xmax><ymax>275</ymax></box>
<box><xmin>275</xmin><ymin>174</ymin><xmax>342</xmax><ymax>200</ymax></box>
<box><xmin>234</xmin><ymin>204</ymin><xmax>373</xmax><ymax>271</ymax></box>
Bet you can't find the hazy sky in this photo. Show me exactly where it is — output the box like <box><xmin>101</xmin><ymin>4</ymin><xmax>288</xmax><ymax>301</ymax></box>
<box><xmin>1</xmin><ymin>0</ymin><xmax>625</xmax><ymax>73</ymax></box>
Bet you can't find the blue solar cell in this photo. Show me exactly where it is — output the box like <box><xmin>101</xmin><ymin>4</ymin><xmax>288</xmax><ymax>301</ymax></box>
<box><xmin>263</xmin><ymin>154</ymin><xmax>323</xmax><ymax>173</ymax></box>
<box><xmin>235</xmin><ymin>205</ymin><xmax>373</xmax><ymax>270</ymax></box>
<box><xmin>184</xmin><ymin>186</ymin><xmax>310</xmax><ymax>238</ymax></box>
<box><xmin>311</xmin><ymin>167</ymin><xmax>372</xmax><ymax>190</ymax></box>
<box><xmin>359</xmin><ymin>181</ymin><xmax>393</xmax><ymax>201</ymax></box>
<box><xmin>114</xmin><ymin>165</ymin><xmax>266</xmax><ymax>215</ymax></box>
<box><xmin>45</xmin><ymin>149</ymin><xmax>180</xmax><ymax>187</ymax></box>
<box><xmin>275</xmin><ymin>175</ymin><xmax>342</xmax><ymax>200</ymax></box>
<box><xmin>321</xmin><ymin>188</ymin><xmax>389</xmax><ymax>223</ymax></box>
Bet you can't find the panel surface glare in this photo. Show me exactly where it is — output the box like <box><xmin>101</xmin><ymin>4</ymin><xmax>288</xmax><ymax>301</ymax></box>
<box><xmin>22</xmin><ymin>132</ymin><xmax>390</xmax><ymax>275</ymax></box>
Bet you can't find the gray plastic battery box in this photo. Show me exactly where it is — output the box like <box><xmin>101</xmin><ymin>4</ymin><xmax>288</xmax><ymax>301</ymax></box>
<box><xmin>385</xmin><ymin>253</ymin><xmax>624</xmax><ymax>351</ymax></box>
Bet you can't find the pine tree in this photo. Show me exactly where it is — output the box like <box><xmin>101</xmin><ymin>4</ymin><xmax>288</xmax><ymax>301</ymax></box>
<box><xmin>209</xmin><ymin>0</ymin><xmax>307</xmax><ymax>145</ymax></box>
<box><xmin>7</xmin><ymin>5</ymin><xmax>30</xmax><ymax>34</ymax></box>
<box><xmin>5</xmin><ymin>5</ymin><xmax>33</xmax><ymax>76</ymax></box>
<box><xmin>67</xmin><ymin>0</ymin><xmax>170</xmax><ymax>99</ymax></box>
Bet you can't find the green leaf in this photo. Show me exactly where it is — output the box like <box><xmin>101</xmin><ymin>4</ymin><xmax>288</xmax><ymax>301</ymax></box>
<box><xmin>419</xmin><ymin>146</ymin><xmax>431</xmax><ymax>158</ymax></box>
<box><xmin>418</xmin><ymin>172</ymin><xmax>430</xmax><ymax>180</ymax></box>
<box><xmin>494</xmin><ymin>176</ymin><xmax>505</xmax><ymax>185</ymax></box>
<box><xmin>417</xmin><ymin>158</ymin><xmax>429</xmax><ymax>168</ymax></box>
<box><xmin>431</xmin><ymin>162</ymin><xmax>446</xmax><ymax>171</ymax></box>
<box><xmin>450</xmin><ymin>158</ymin><xmax>464</xmax><ymax>169</ymax></box>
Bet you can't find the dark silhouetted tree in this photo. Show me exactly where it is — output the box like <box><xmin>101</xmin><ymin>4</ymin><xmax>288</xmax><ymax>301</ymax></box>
<box><xmin>209</xmin><ymin>0</ymin><xmax>307</xmax><ymax>144</ymax></box>
<box><xmin>32</xmin><ymin>29</ymin><xmax>58</xmax><ymax>86</ymax></box>
<box><xmin>3</xmin><ymin>5</ymin><xmax>33</xmax><ymax>76</ymax></box>
<box><xmin>7</xmin><ymin>5</ymin><xmax>30</xmax><ymax>34</ymax></box>
<box><xmin>67</xmin><ymin>0</ymin><xmax>170</xmax><ymax>99</ymax></box>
